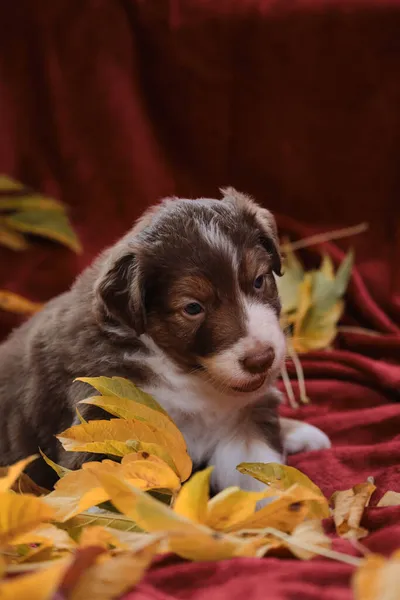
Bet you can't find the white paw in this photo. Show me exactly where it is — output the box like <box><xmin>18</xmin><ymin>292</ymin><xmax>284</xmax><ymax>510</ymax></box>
<box><xmin>284</xmin><ymin>422</ymin><xmax>331</xmax><ymax>455</ymax></box>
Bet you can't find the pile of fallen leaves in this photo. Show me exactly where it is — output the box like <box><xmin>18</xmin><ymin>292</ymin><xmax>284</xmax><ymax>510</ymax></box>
<box><xmin>0</xmin><ymin>376</ymin><xmax>399</xmax><ymax>599</ymax></box>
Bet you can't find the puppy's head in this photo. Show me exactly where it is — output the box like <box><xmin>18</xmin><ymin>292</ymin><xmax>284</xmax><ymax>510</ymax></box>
<box><xmin>94</xmin><ymin>188</ymin><xmax>286</xmax><ymax>396</ymax></box>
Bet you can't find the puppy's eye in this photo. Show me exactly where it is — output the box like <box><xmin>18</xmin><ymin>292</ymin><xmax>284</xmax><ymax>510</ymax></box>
<box><xmin>253</xmin><ymin>275</ymin><xmax>265</xmax><ymax>290</ymax></box>
<box><xmin>184</xmin><ymin>302</ymin><xmax>204</xmax><ymax>317</ymax></box>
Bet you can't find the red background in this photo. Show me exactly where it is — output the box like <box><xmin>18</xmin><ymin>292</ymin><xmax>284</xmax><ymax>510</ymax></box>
<box><xmin>1</xmin><ymin>1</ymin><xmax>400</xmax><ymax>598</ymax></box>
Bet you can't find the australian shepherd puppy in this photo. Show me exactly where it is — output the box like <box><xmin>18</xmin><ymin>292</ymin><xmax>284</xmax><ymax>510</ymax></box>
<box><xmin>0</xmin><ymin>188</ymin><xmax>330</xmax><ymax>489</ymax></box>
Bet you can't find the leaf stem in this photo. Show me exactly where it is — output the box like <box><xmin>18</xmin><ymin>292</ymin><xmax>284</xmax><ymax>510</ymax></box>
<box><xmin>282</xmin><ymin>223</ymin><xmax>368</xmax><ymax>252</ymax></box>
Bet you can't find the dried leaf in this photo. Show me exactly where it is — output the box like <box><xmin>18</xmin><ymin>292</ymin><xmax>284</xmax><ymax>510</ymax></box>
<box><xmin>0</xmin><ymin>175</ymin><xmax>25</xmax><ymax>191</ymax></box>
<box><xmin>95</xmin><ymin>473</ymin><xmax>247</xmax><ymax>561</ymax></box>
<box><xmin>331</xmin><ymin>481</ymin><xmax>376</xmax><ymax>539</ymax></box>
<box><xmin>377</xmin><ymin>491</ymin><xmax>400</xmax><ymax>508</ymax></box>
<box><xmin>0</xmin><ymin>559</ymin><xmax>70</xmax><ymax>600</ymax></box>
<box><xmin>11</xmin><ymin>473</ymin><xmax>49</xmax><ymax>496</ymax></box>
<box><xmin>39</xmin><ymin>449</ymin><xmax>71</xmax><ymax>479</ymax></box>
<box><xmin>281</xmin><ymin>520</ymin><xmax>331</xmax><ymax>560</ymax></box>
<box><xmin>69</xmin><ymin>540</ymin><xmax>160</xmax><ymax>600</ymax></box>
<box><xmin>11</xmin><ymin>524</ymin><xmax>76</xmax><ymax>550</ymax></box>
<box><xmin>206</xmin><ymin>487</ymin><xmax>267</xmax><ymax>531</ymax></box>
<box><xmin>0</xmin><ymin>291</ymin><xmax>43</xmax><ymax>315</ymax></box>
<box><xmin>0</xmin><ymin>223</ymin><xmax>29</xmax><ymax>250</ymax></box>
<box><xmin>56</xmin><ymin>419</ymin><xmax>192</xmax><ymax>482</ymax></box>
<box><xmin>227</xmin><ymin>484</ymin><xmax>323</xmax><ymax>533</ymax></box>
<box><xmin>76</xmin><ymin>377</ymin><xmax>168</xmax><ymax>416</ymax></box>
<box><xmin>79</xmin><ymin>395</ymin><xmax>180</xmax><ymax>440</ymax></box>
<box><xmin>236</xmin><ymin>462</ymin><xmax>330</xmax><ymax>519</ymax></box>
<box><xmin>4</xmin><ymin>210</ymin><xmax>81</xmax><ymax>254</ymax></box>
<box><xmin>0</xmin><ymin>456</ymin><xmax>38</xmax><ymax>493</ymax></box>
<box><xmin>0</xmin><ymin>492</ymin><xmax>55</xmax><ymax>545</ymax></box>
<box><xmin>173</xmin><ymin>467</ymin><xmax>212</xmax><ymax>523</ymax></box>
<box><xmin>352</xmin><ymin>550</ymin><xmax>400</xmax><ymax>600</ymax></box>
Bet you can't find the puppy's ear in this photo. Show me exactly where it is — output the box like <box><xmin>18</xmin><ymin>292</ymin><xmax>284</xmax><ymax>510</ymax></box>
<box><xmin>220</xmin><ymin>187</ymin><xmax>282</xmax><ymax>276</ymax></box>
<box><xmin>94</xmin><ymin>250</ymin><xmax>146</xmax><ymax>336</ymax></box>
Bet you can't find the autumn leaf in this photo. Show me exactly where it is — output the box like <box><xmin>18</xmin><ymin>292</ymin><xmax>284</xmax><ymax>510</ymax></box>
<box><xmin>0</xmin><ymin>175</ymin><xmax>26</xmax><ymax>192</ymax></box>
<box><xmin>39</xmin><ymin>449</ymin><xmax>71</xmax><ymax>479</ymax></box>
<box><xmin>237</xmin><ymin>462</ymin><xmax>330</xmax><ymax>519</ymax></box>
<box><xmin>331</xmin><ymin>480</ymin><xmax>376</xmax><ymax>539</ymax></box>
<box><xmin>0</xmin><ymin>455</ymin><xmax>38</xmax><ymax>493</ymax></box>
<box><xmin>173</xmin><ymin>466</ymin><xmax>213</xmax><ymax>523</ymax></box>
<box><xmin>272</xmin><ymin>520</ymin><xmax>331</xmax><ymax>560</ymax></box>
<box><xmin>68</xmin><ymin>539</ymin><xmax>161</xmax><ymax>600</ymax></box>
<box><xmin>76</xmin><ymin>376</ymin><xmax>168</xmax><ymax>416</ymax></box>
<box><xmin>0</xmin><ymin>559</ymin><xmax>70</xmax><ymax>600</ymax></box>
<box><xmin>0</xmin><ymin>291</ymin><xmax>43</xmax><ymax>315</ymax></box>
<box><xmin>377</xmin><ymin>491</ymin><xmax>400</xmax><ymax>507</ymax></box>
<box><xmin>276</xmin><ymin>243</ymin><xmax>305</xmax><ymax>315</ymax></box>
<box><xmin>57</xmin><ymin>419</ymin><xmax>192</xmax><ymax>482</ymax></box>
<box><xmin>0</xmin><ymin>492</ymin><xmax>55</xmax><ymax>546</ymax></box>
<box><xmin>59</xmin><ymin>510</ymin><xmax>140</xmax><ymax>541</ymax></box>
<box><xmin>207</xmin><ymin>487</ymin><xmax>267</xmax><ymax>531</ymax></box>
<box><xmin>11</xmin><ymin>524</ymin><xmax>76</xmax><ymax>550</ymax></box>
<box><xmin>352</xmin><ymin>550</ymin><xmax>400</xmax><ymax>600</ymax></box>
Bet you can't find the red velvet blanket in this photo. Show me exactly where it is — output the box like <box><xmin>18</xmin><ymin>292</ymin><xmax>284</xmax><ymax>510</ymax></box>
<box><xmin>1</xmin><ymin>1</ymin><xmax>400</xmax><ymax>598</ymax></box>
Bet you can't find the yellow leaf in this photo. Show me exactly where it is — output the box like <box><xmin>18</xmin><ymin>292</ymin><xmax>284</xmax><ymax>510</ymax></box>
<box><xmin>59</xmin><ymin>510</ymin><xmax>140</xmax><ymax>541</ymax></box>
<box><xmin>95</xmin><ymin>473</ymin><xmax>246</xmax><ymax>561</ymax></box>
<box><xmin>0</xmin><ymin>492</ymin><xmax>55</xmax><ymax>546</ymax></box>
<box><xmin>174</xmin><ymin>467</ymin><xmax>212</xmax><ymax>523</ymax></box>
<box><xmin>56</xmin><ymin>419</ymin><xmax>192</xmax><ymax>482</ymax></box>
<box><xmin>352</xmin><ymin>550</ymin><xmax>400</xmax><ymax>600</ymax></box>
<box><xmin>206</xmin><ymin>487</ymin><xmax>266</xmax><ymax>531</ymax></box>
<box><xmin>0</xmin><ymin>224</ymin><xmax>29</xmax><ymax>250</ymax></box>
<box><xmin>0</xmin><ymin>291</ymin><xmax>43</xmax><ymax>315</ymax></box>
<box><xmin>0</xmin><ymin>175</ymin><xmax>25</xmax><ymax>191</ymax></box>
<box><xmin>76</xmin><ymin>377</ymin><xmax>168</xmax><ymax>416</ymax></box>
<box><xmin>78</xmin><ymin>525</ymin><xmax>127</xmax><ymax>549</ymax></box>
<box><xmin>293</xmin><ymin>301</ymin><xmax>343</xmax><ymax>353</ymax></box>
<box><xmin>0</xmin><ymin>194</ymin><xmax>65</xmax><ymax>212</ymax></box>
<box><xmin>320</xmin><ymin>254</ymin><xmax>335</xmax><ymax>280</ymax></box>
<box><xmin>4</xmin><ymin>210</ymin><xmax>81</xmax><ymax>254</ymax></box>
<box><xmin>0</xmin><ymin>559</ymin><xmax>69</xmax><ymax>600</ymax></box>
<box><xmin>11</xmin><ymin>524</ymin><xmax>76</xmax><ymax>550</ymax></box>
<box><xmin>79</xmin><ymin>395</ymin><xmax>181</xmax><ymax>440</ymax></box>
<box><xmin>276</xmin><ymin>245</ymin><xmax>305</xmax><ymax>315</ymax></box>
<box><xmin>0</xmin><ymin>456</ymin><xmax>38</xmax><ymax>493</ymax></box>
<box><xmin>69</xmin><ymin>540</ymin><xmax>160</xmax><ymax>600</ymax></box>
<box><xmin>39</xmin><ymin>449</ymin><xmax>71</xmax><ymax>479</ymax></box>
<box><xmin>331</xmin><ymin>481</ymin><xmax>376</xmax><ymax>539</ymax></box>
<box><xmin>43</xmin><ymin>467</ymin><xmax>112</xmax><ymax>522</ymax></box>
<box><xmin>377</xmin><ymin>491</ymin><xmax>400</xmax><ymax>507</ymax></box>
<box><xmin>229</xmin><ymin>485</ymin><xmax>325</xmax><ymax>533</ymax></box>
<box><xmin>236</xmin><ymin>462</ymin><xmax>330</xmax><ymax>519</ymax></box>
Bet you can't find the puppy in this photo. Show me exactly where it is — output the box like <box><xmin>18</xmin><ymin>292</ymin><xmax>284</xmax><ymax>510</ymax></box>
<box><xmin>0</xmin><ymin>188</ymin><xmax>330</xmax><ymax>490</ymax></box>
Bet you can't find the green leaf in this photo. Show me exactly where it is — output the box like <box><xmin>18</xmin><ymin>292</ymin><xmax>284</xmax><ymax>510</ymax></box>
<box><xmin>334</xmin><ymin>249</ymin><xmax>354</xmax><ymax>297</ymax></box>
<box><xmin>58</xmin><ymin>509</ymin><xmax>141</xmax><ymax>541</ymax></box>
<box><xmin>0</xmin><ymin>194</ymin><xmax>65</xmax><ymax>212</ymax></box>
<box><xmin>76</xmin><ymin>377</ymin><xmax>169</xmax><ymax>417</ymax></box>
<box><xmin>4</xmin><ymin>210</ymin><xmax>82</xmax><ymax>253</ymax></box>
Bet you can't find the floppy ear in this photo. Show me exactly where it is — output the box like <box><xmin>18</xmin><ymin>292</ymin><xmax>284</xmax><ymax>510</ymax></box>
<box><xmin>94</xmin><ymin>250</ymin><xmax>146</xmax><ymax>336</ymax></box>
<box><xmin>220</xmin><ymin>187</ymin><xmax>282</xmax><ymax>276</ymax></box>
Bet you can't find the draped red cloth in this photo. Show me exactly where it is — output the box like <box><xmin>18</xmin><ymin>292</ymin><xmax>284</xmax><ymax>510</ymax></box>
<box><xmin>1</xmin><ymin>1</ymin><xmax>400</xmax><ymax>598</ymax></box>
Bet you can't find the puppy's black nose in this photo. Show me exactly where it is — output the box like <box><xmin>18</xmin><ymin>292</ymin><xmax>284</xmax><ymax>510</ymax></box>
<box><xmin>241</xmin><ymin>347</ymin><xmax>275</xmax><ymax>375</ymax></box>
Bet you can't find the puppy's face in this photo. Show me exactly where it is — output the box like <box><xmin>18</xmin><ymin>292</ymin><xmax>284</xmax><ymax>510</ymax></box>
<box><xmin>96</xmin><ymin>189</ymin><xmax>286</xmax><ymax>395</ymax></box>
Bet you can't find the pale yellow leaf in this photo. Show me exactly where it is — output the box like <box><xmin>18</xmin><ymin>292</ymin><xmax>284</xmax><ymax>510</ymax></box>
<box><xmin>173</xmin><ymin>467</ymin><xmax>212</xmax><ymax>523</ymax></box>
<box><xmin>331</xmin><ymin>481</ymin><xmax>376</xmax><ymax>539</ymax></box>
<box><xmin>237</xmin><ymin>462</ymin><xmax>330</xmax><ymax>519</ymax></box>
<box><xmin>0</xmin><ymin>456</ymin><xmax>38</xmax><ymax>493</ymax></box>
<box><xmin>76</xmin><ymin>376</ymin><xmax>168</xmax><ymax>416</ymax></box>
<box><xmin>0</xmin><ymin>224</ymin><xmax>29</xmax><ymax>250</ymax></box>
<box><xmin>78</xmin><ymin>525</ymin><xmax>128</xmax><ymax>549</ymax></box>
<box><xmin>282</xmin><ymin>520</ymin><xmax>331</xmax><ymax>560</ymax></box>
<box><xmin>59</xmin><ymin>510</ymin><xmax>140</xmax><ymax>541</ymax></box>
<box><xmin>276</xmin><ymin>245</ymin><xmax>305</xmax><ymax>315</ymax></box>
<box><xmin>206</xmin><ymin>487</ymin><xmax>266</xmax><ymax>531</ymax></box>
<box><xmin>0</xmin><ymin>492</ymin><xmax>55</xmax><ymax>546</ymax></box>
<box><xmin>377</xmin><ymin>491</ymin><xmax>400</xmax><ymax>507</ymax></box>
<box><xmin>0</xmin><ymin>291</ymin><xmax>43</xmax><ymax>315</ymax></box>
<box><xmin>56</xmin><ymin>419</ymin><xmax>192</xmax><ymax>482</ymax></box>
<box><xmin>0</xmin><ymin>175</ymin><xmax>25</xmax><ymax>191</ymax></box>
<box><xmin>11</xmin><ymin>524</ymin><xmax>76</xmax><ymax>550</ymax></box>
<box><xmin>0</xmin><ymin>194</ymin><xmax>65</xmax><ymax>212</ymax></box>
<box><xmin>69</xmin><ymin>540</ymin><xmax>160</xmax><ymax>600</ymax></box>
<box><xmin>229</xmin><ymin>484</ymin><xmax>326</xmax><ymax>533</ymax></box>
<box><xmin>352</xmin><ymin>550</ymin><xmax>400</xmax><ymax>600</ymax></box>
<box><xmin>0</xmin><ymin>559</ymin><xmax>70</xmax><ymax>600</ymax></box>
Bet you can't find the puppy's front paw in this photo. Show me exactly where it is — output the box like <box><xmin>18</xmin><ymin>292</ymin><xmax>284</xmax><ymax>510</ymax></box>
<box><xmin>283</xmin><ymin>421</ymin><xmax>331</xmax><ymax>455</ymax></box>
